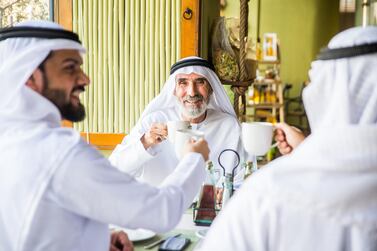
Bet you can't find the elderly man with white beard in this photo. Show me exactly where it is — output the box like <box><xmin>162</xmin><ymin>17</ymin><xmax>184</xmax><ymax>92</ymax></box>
<box><xmin>197</xmin><ymin>26</ymin><xmax>377</xmax><ymax>251</ymax></box>
<box><xmin>110</xmin><ymin>57</ymin><xmax>247</xmax><ymax>187</ymax></box>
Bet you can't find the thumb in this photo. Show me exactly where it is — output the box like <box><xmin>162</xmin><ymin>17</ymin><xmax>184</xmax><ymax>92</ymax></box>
<box><xmin>274</xmin><ymin>122</ymin><xmax>291</xmax><ymax>131</ymax></box>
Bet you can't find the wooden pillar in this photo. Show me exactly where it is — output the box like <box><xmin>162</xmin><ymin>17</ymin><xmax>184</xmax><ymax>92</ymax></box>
<box><xmin>180</xmin><ymin>0</ymin><xmax>200</xmax><ymax>57</ymax></box>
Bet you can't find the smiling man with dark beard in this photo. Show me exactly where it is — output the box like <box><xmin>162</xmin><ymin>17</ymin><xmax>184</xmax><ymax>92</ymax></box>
<box><xmin>110</xmin><ymin>56</ymin><xmax>249</xmax><ymax>187</ymax></box>
<box><xmin>35</xmin><ymin>51</ymin><xmax>86</xmax><ymax>122</ymax></box>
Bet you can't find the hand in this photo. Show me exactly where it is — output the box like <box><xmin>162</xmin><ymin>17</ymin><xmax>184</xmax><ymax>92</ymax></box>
<box><xmin>183</xmin><ymin>138</ymin><xmax>210</xmax><ymax>161</ymax></box>
<box><xmin>110</xmin><ymin>231</ymin><xmax>134</xmax><ymax>251</ymax></box>
<box><xmin>141</xmin><ymin>123</ymin><xmax>168</xmax><ymax>149</ymax></box>
<box><xmin>274</xmin><ymin>122</ymin><xmax>306</xmax><ymax>155</ymax></box>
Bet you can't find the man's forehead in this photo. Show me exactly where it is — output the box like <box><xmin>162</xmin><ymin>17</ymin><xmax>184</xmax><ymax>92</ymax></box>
<box><xmin>175</xmin><ymin>72</ymin><xmax>207</xmax><ymax>80</ymax></box>
<box><xmin>50</xmin><ymin>49</ymin><xmax>83</xmax><ymax>63</ymax></box>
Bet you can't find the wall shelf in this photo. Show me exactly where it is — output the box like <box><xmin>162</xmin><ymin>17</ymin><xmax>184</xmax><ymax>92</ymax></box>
<box><xmin>247</xmin><ymin>61</ymin><xmax>284</xmax><ymax>123</ymax></box>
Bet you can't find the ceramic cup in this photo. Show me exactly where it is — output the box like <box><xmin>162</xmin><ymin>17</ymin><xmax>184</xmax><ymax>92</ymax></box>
<box><xmin>241</xmin><ymin>122</ymin><xmax>274</xmax><ymax>156</ymax></box>
<box><xmin>167</xmin><ymin>121</ymin><xmax>191</xmax><ymax>143</ymax></box>
<box><xmin>175</xmin><ymin>129</ymin><xmax>204</xmax><ymax>159</ymax></box>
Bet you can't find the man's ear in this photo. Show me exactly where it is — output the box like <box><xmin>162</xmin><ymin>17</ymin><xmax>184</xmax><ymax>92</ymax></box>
<box><xmin>207</xmin><ymin>84</ymin><xmax>213</xmax><ymax>96</ymax></box>
<box><xmin>25</xmin><ymin>68</ymin><xmax>44</xmax><ymax>94</ymax></box>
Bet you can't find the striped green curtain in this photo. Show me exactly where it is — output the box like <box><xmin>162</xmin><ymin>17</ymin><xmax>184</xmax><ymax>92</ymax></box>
<box><xmin>72</xmin><ymin>0</ymin><xmax>181</xmax><ymax>133</ymax></box>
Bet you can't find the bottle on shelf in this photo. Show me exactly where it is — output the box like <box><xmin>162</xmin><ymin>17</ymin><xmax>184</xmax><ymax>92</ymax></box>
<box><xmin>256</xmin><ymin>37</ymin><xmax>262</xmax><ymax>61</ymax></box>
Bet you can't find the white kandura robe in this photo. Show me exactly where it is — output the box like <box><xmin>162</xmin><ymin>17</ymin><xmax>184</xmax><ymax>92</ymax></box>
<box><xmin>110</xmin><ymin>58</ymin><xmax>248</xmax><ymax>187</ymax></box>
<box><xmin>0</xmin><ymin>20</ymin><xmax>206</xmax><ymax>251</ymax></box>
<box><xmin>197</xmin><ymin>126</ymin><xmax>377</xmax><ymax>251</ymax></box>
<box><xmin>197</xmin><ymin>26</ymin><xmax>377</xmax><ymax>251</ymax></box>
<box><xmin>110</xmin><ymin>107</ymin><xmax>246</xmax><ymax>187</ymax></box>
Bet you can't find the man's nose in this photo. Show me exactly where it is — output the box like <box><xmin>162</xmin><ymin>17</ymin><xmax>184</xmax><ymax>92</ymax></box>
<box><xmin>186</xmin><ymin>82</ymin><xmax>197</xmax><ymax>96</ymax></box>
<box><xmin>78</xmin><ymin>69</ymin><xmax>90</xmax><ymax>86</ymax></box>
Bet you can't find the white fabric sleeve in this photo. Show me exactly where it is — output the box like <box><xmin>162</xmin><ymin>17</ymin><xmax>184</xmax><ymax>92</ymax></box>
<box><xmin>49</xmin><ymin>142</ymin><xmax>206</xmax><ymax>233</ymax></box>
<box><xmin>108</xmin><ymin>135</ymin><xmax>155</xmax><ymax>176</ymax></box>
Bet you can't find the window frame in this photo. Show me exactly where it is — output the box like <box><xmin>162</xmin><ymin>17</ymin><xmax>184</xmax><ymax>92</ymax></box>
<box><xmin>55</xmin><ymin>0</ymin><xmax>200</xmax><ymax>150</ymax></box>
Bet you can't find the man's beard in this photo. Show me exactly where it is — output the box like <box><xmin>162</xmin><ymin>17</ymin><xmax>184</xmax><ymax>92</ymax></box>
<box><xmin>177</xmin><ymin>94</ymin><xmax>209</xmax><ymax>119</ymax></box>
<box><xmin>41</xmin><ymin>74</ymin><xmax>86</xmax><ymax>122</ymax></box>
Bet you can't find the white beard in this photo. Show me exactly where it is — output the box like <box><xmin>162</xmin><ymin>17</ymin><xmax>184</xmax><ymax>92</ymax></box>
<box><xmin>176</xmin><ymin>96</ymin><xmax>209</xmax><ymax>119</ymax></box>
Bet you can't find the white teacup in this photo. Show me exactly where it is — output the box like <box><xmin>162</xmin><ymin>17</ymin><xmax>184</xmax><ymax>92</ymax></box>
<box><xmin>167</xmin><ymin>121</ymin><xmax>191</xmax><ymax>143</ymax></box>
<box><xmin>175</xmin><ymin>129</ymin><xmax>204</xmax><ymax>159</ymax></box>
<box><xmin>242</xmin><ymin>122</ymin><xmax>274</xmax><ymax>156</ymax></box>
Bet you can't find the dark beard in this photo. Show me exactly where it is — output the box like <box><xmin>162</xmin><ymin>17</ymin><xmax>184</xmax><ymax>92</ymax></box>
<box><xmin>41</xmin><ymin>74</ymin><xmax>86</xmax><ymax>122</ymax></box>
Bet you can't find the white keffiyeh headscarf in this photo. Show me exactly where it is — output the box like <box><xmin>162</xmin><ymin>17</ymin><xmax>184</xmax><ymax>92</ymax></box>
<box><xmin>139</xmin><ymin>56</ymin><xmax>236</xmax><ymax>122</ymax></box>
<box><xmin>0</xmin><ymin>20</ymin><xmax>85</xmax><ymax>250</ymax></box>
<box><xmin>0</xmin><ymin>20</ymin><xmax>85</xmax><ymax>125</ymax></box>
<box><xmin>303</xmin><ymin>26</ymin><xmax>377</xmax><ymax>130</ymax></box>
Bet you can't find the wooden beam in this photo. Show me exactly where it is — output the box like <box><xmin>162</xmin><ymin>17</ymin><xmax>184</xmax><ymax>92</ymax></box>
<box><xmin>54</xmin><ymin>0</ymin><xmax>72</xmax><ymax>30</ymax></box>
<box><xmin>55</xmin><ymin>0</ymin><xmax>73</xmax><ymax>128</ymax></box>
<box><xmin>180</xmin><ymin>0</ymin><xmax>200</xmax><ymax>57</ymax></box>
<box><xmin>80</xmin><ymin>133</ymin><xmax>126</xmax><ymax>150</ymax></box>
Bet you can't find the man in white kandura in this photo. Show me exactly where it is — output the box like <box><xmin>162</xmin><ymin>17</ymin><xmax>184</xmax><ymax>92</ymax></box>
<box><xmin>0</xmin><ymin>20</ymin><xmax>210</xmax><ymax>251</ymax></box>
<box><xmin>198</xmin><ymin>26</ymin><xmax>377</xmax><ymax>250</ymax></box>
<box><xmin>110</xmin><ymin>57</ymin><xmax>247</xmax><ymax>186</ymax></box>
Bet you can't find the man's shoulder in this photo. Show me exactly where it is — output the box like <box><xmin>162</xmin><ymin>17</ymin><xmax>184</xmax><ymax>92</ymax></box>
<box><xmin>207</xmin><ymin>109</ymin><xmax>239</xmax><ymax>124</ymax></box>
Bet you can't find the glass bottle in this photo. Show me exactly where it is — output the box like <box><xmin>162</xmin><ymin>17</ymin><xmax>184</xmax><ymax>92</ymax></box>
<box><xmin>195</xmin><ymin>161</ymin><xmax>217</xmax><ymax>222</ymax></box>
<box><xmin>256</xmin><ymin>37</ymin><xmax>262</xmax><ymax>61</ymax></box>
<box><xmin>206</xmin><ymin>161</ymin><xmax>216</xmax><ymax>185</ymax></box>
<box><xmin>222</xmin><ymin>173</ymin><xmax>233</xmax><ymax>207</ymax></box>
<box><xmin>243</xmin><ymin>161</ymin><xmax>253</xmax><ymax>180</ymax></box>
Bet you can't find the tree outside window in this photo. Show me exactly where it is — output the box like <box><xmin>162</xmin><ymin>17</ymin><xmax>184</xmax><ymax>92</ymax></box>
<box><xmin>0</xmin><ymin>0</ymin><xmax>50</xmax><ymax>28</ymax></box>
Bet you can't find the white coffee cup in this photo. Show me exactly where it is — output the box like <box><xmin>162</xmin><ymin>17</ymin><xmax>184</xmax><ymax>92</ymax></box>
<box><xmin>175</xmin><ymin>129</ymin><xmax>204</xmax><ymax>159</ymax></box>
<box><xmin>242</xmin><ymin>122</ymin><xmax>274</xmax><ymax>156</ymax></box>
<box><xmin>167</xmin><ymin>121</ymin><xmax>191</xmax><ymax>143</ymax></box>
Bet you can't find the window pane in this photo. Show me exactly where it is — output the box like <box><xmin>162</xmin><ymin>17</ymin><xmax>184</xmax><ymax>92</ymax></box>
<box><xmin>339</xmin><ymin>0</ymin><xmax>355</xmax><ymax>13</ymax></box>
<box><xmin>0</xmin><ymin>0</ymin><xmax>51</xmax><ymax>28</ymax></box>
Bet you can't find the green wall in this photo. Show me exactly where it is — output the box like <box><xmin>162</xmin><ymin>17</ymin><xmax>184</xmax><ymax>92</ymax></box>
<box><xmin>222</xmin><ymin>0</ymin><xmax>340</xmax><ymax>96</ymax></box>
<box><xmin>201</xmin><ymin>0</ymin><xmax>220</xmax><ymax>59</ymax></box>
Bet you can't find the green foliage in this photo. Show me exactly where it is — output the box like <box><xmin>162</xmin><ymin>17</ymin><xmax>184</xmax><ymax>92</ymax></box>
<box><xmin>0</xmin><ymin>0</ymin><xmax>49</xmax><ymax>28</ymax></box>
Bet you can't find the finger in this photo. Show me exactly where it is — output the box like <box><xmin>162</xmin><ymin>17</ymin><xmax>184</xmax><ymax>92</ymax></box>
<box><xmin>275</xmin><ymin>128</ymin><xmax>285</xmax><ymax>136</ymax></box>
<box><xmin>124</xmin><ymin>243</ymin><xmax>134</xmax><ymax>251</ymax></box>
<box><xmin>150</xmin><ymin>130</ymin><xmax>168</xmax><ymax>140</ymax></box>
<box><xmin>278</xmin><ymin>144</ymin><xmax>292</xmax><ymax>154</ymax></box>
<box><xmin>278</xmin><ymin>141</ymin><xmax>288</xmax><ymax>148</ymax></box>
<box><xmin>118</xmin><ymin>232</ymin><xmax>133</xmax><ymax>246</ymax></box>
<box><xmin>110</xmin><ymin>231</ymin><xmax>119</xmax><ymax>244</ymax></box>
<box><xmin>110</xmin><ymin>244</ymin><xmax>120</xmax><ymax>251</ymax></box>
<box><xmin>152</xmin><ymin>123</ymin><xmax>168</xmax><ymax>132</ymax></box>
<box><xmin>274</xmin><ymin>133</ymin><xmax>285</xmax><ymax>142</ymax></box>
<box><xmin>281</xmin><ymin>146</ymin><xmax>292</xmax><ymax>155</ymax></box>
<box><xmin>274</xmin><ymin>122</ymin><xmax>290</xmax><ymax>130</ymax></box>
<box><xmin>291</xmin><ymin>126</ymin><xmax>303</xmax><ymax>133</ymax></box>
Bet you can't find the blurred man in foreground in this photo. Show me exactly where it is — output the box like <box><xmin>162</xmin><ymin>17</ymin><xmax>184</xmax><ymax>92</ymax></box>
<box><xmin>198</xmin><ymin>26</ymin><xmax>377</xmax><ymax>250</ymax></box>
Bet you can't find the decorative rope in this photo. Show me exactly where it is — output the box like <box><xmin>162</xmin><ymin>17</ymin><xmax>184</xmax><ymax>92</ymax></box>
<box><xmin>239</xmin><ymin>0</ymin><xmax>248</xmax><ymax>80</ymax></box>
<box><xmin>231</xmin><ymin>0</ymin><xmax>250</xmax><ymax>120</ymax></box>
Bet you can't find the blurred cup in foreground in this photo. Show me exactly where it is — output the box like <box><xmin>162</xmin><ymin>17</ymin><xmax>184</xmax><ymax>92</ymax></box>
<box><xmin>175</xmin><ymin>129</ymin><xmax>204</xmax><ymax>159</ymax></box>
<box><xmin>167</xmin><ymin>121</ymin><xmax>190</xmax><ymax>143</ymax></box>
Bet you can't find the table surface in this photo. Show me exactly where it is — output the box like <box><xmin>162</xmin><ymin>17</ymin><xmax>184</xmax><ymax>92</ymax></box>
<box><xmin>133</xmin><ymin>211</ymin><xmax>209</xmax><ymax>251</ymax></box>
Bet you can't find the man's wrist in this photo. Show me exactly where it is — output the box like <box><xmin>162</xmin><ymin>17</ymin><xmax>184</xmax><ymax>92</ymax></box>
<box><xmin>140</xmin><ymin>134</ymin><xmax>151</xmax><ymax>149</ymax></box>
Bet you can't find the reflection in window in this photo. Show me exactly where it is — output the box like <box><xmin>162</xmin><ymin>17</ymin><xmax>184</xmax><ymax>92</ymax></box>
<box><xmin>0</xmin><ymin>0</ymin><xmax>51</xmax><ymax>28</ymax></box>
